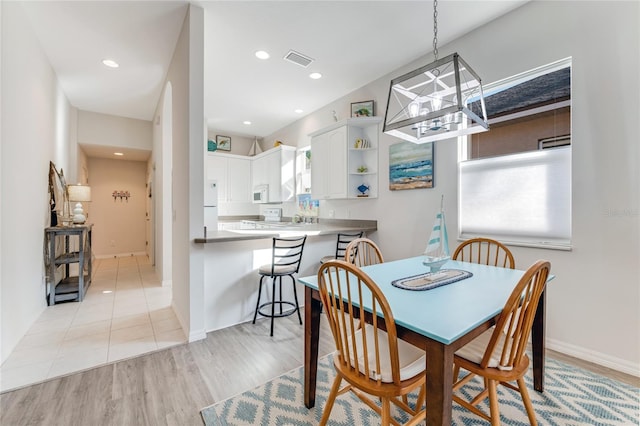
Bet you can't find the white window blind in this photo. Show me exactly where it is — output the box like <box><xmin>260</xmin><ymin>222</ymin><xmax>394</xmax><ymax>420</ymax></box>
<box><xmin>459</xmin><ymin>147</ymin><xmax>571</xmax><ymax>248</ymax></box>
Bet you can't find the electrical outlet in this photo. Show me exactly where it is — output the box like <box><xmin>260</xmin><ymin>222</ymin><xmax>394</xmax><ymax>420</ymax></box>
<box><xmin>110</xmin><ymin>240</ymin><xmax>115</xmax><ymax>247</ymax></box>
<box><xmin>328</xmin><ymin>210</ymin><xmax>335</xmax><ymax>218</ymax></box>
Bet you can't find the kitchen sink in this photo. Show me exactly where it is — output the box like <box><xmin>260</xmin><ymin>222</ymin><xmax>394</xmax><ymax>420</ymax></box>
<box><xmin>242</xmin><ymin>220</ymin><xmax>307</xmax><ymax>229</ymax></box>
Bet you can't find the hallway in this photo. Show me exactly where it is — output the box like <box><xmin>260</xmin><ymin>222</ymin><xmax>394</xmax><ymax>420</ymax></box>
<box><xmin>0</xmin><ymin>255</ymin><xmax>184</xmax><ymax>392</ymax></box>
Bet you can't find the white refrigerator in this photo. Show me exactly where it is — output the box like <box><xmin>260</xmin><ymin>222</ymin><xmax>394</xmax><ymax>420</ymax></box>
<box><xmin>204</xmin><ymin>179</ymin><xmax>218</xmax><ymax>234</ymax></box>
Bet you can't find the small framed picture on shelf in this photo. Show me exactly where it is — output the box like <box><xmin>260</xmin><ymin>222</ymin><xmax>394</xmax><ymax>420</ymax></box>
<box><xmin>351</xmin><ymin>100</ymin><xmax>374</xmax><ymax>117</ymax></box>
<box><xmin>216</xmin><ymin>135</ymin><xmax>231</xmax><ymax>151</ymax></box>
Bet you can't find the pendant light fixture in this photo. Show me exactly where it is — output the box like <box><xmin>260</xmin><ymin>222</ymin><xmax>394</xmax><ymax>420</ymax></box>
<box><xmin>383</xmin><ymin>0</ymin><xmax>489</xmax><ymax>144</ymax></box>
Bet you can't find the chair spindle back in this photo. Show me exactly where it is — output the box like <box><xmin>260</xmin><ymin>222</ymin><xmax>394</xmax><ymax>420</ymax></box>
<box><xmin>482</xmin><ymin>260</ymin><xmax>550</xmax><ymax>370</ymax></box>
<box><xmin>344</xmin><ymin>238</ymin><xmax>384</xmax><ymax>267</ymax></box>
<box><xmin>318</xmin><ymin>260</ymin><xmax>401</xmax><ymax>385</ymax></box>
<box><xmin>453</xmin><ymin>238</ymin><xmax>515</xmax><ymax>269</ymax></box>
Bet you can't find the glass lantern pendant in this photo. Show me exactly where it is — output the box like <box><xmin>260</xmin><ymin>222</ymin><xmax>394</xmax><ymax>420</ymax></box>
<box><xmin>383</xmin><ymin>0</ymin><xmax>489</xmax><ymax>144</ymax></box>
<box><xmin>384</xmin><ymin>52</ymin><xmax>489</xmax><ymax>144</ymax></box>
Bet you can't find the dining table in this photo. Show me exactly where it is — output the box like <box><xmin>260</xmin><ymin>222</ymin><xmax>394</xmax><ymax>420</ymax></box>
<box><xmin>298</xmin><ymin>256</ymin><xmax>551</xmax><ymax>426</ymax></box>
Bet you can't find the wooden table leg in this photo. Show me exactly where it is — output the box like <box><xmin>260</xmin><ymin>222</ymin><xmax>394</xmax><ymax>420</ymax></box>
<box><xmin>532</xmin><ymin>287</ymin><xmax>546</xmax><ymax>392</ymax></box>
<box><xmin>425</xmin><ymin>340</ymin><xmax>454</xmax><ymax>426</ymax></box>
<box><xmin>304</xmin><ymin>286</ymin><xmax>321</xmax><ymax>408</ymax></box>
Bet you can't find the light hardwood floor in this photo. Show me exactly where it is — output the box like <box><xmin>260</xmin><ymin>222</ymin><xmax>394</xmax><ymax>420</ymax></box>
<box><xmin>1</xmin><ymin>312</ymin><xmax>637</xmax><ymax>426</ymax></box>
<box><xmin>0</xmin><ymin>312</ymin><xmax>336</xmax><ymax>426</ymax></box>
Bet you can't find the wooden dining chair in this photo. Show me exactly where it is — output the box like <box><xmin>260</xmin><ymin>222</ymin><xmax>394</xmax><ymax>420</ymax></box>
<box><xmin>319</xmin><ymin>231</ymin><xmax>364</xmax><ymax>264</ymax></box>
<box><xmin>453</xmin><ymin>237</ymin><xmax>515</xmax><ymax>269</ymax></box>
<box><xmin>344</xmin><ymin>237</ymin><xmax>384</xmax><ymax>267</ymax></box>
<box><xmin>451</xmin><ymin>260</ymin><xmax>551</xmax><ymax>426</ymax></box>
<box><xmin>317</xmin><ymin>260</ymin><xmax>426</xmax><ymax>426</ymax></box>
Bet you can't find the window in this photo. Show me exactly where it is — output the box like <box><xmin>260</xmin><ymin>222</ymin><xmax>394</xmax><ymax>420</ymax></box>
<box><xmin>459</xmin><ymin>58</ymin><xmax>572</xmax><ymax>249</ymax></box>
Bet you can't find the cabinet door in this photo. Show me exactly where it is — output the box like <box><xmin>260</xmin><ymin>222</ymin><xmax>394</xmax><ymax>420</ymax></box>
<box><xmin>207</xmin><ymin>154</ymin><xmax>228</xmax><ymax>203</ymax></box>
<box><xmin>279</xmin><ymin>147</ymin><xmax>296</xmax><ymax>202</ymax></box>
<box><xmin>310</xmin><ymin>133</ymin><xmax>329</xmax><ymax>199</ymax></box>
<box><xmin>251</xmin><ymin>154</ymin><xmax>268</xmax><ymax>187</ymax></box>
<box><xmin>326</xmin><ymin>126</ymin><xmax>348</xmax><ymax>199</ymax></box>
<box><xmin>264</xmin><ymin>150</ymin><xmax>281</xmax><ymax>202</ymax></box>
<box><xmin>227</xmin><ymin>157</ymin><xmax>251</xmax><ymax>202</ymax></box>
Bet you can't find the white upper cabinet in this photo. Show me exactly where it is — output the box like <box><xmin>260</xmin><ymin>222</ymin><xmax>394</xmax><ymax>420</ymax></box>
<box><xmin>206</xmin><ymin>153</ymin><xmax>252</xmax><ymax>204</ymax></box>
<box><xmin>251</xmin><ymin>145</ymin><xmax>296</xmax><ymax>203</ymax></box>
<box><xmin>309</xmin><ymin>117</ymin><xmax>382</xmax><ymax>199</ymax></box>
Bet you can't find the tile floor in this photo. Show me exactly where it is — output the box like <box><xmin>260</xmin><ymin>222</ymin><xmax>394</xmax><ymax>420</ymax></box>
<box><xmin>0</xmin><ymin>255</ymin><xmax>185</xmax><ymax>393</ymax></box>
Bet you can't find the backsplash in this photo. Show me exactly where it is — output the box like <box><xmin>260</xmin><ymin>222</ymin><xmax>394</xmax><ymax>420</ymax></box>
<box><xmin>296</xmin><ymin>194</ymin><xmax>319</xmax><ymax>219</ymax></box>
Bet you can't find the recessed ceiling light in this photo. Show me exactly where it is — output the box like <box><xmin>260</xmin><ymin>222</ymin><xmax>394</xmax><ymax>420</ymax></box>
<box><xmin>255</xmin><ymin>50</ymin><xmax>270</xmax><ymax>60</ymax></box>
<box><xmin>102</xmin><ymin>59</ymin><xmax>119</xmax><ymax>68</ymax></box>
<box><xmin>243</xmin><ymin>121</ymin><xmax>252</xmax><ymax>125</ymax></box>
<box><xmin>309</xmin><ymin>72</ymin><xmax>322</xmax><ymax>80</ymax></box>
<box><xmin>114</xmin><ymin>152</ymin><xmax>124</xmax><ymax>156</ymax></box>
<box><xmin>295</xmin><ymin>109</ymin><xmax>304</xmax><ymax>114</ymax></box>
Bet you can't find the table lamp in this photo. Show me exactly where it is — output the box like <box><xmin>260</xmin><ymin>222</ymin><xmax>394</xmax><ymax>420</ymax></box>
<box><xmin>67</xmin><ymin>184</ymin><xmax>91</xmax><ymax>224</ymax></box>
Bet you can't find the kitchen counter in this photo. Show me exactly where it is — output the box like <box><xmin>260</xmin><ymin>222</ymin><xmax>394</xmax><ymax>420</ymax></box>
<box><xmin>196</xmin><ymin>218</ymin><xmax>378</xmax><ymax>333</ymax></box>
<box><xmin>194</xmin><ymin>219</ymin><xmax>377</xmax><ymax>243</ymax></box>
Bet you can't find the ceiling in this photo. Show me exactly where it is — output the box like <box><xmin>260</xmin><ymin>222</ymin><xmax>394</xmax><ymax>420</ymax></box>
<box><xmin>21</xmin><ymin>1</ymin><xmax>528</xmax><ymax>159</ymax></box>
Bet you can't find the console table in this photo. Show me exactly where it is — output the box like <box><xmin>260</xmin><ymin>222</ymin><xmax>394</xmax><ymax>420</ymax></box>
<box><xmin>44</xmin><ymin>224</ymin><xmax>93</xmax><ymax>305</ymax></box>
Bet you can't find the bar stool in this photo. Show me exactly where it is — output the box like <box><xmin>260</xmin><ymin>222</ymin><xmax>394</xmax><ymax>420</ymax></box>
<box><xmin>319</xmin><ymin>231</ymin><xmax>363</xmax><ymax>264</ymax></box>
<box><xmin>253</xmin><ymin>235</ymin><xmax>307</xmax><ymax>336</ymax></box>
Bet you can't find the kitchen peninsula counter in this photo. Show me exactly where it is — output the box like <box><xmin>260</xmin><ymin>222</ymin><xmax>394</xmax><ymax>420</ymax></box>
<box><xmin>194</xmin><ymin>219</ymin><xmax>377</xmax><ymax>243</ymax></box>
<box><xmin>197</xmin><ymin>218</ymin><xmax>377</xmax><ymax>333</ymax></box>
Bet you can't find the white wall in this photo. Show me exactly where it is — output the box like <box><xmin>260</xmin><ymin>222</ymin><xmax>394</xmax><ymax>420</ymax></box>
<box><xmin>77</xmin><ymin>110</ymin><xmax>152</xmax><ymax>152</ymax></box>
<box><xmin>152</xmin><ymin>82</ymin><xmax>173</xmax><ymax>286</ymax></box>
<box><xmin>164</xmin><ymin>5</ymin><xmax>206</xmax><ymax>342</ymax></box>
<box><xmin>88</xmin><ymin>158</ymin><xmax>148</xmax><ymax>257</ymax></box>
<box><xmin>187</xmin><ymin>5</ymin><xmax>206</xmax><ymax>342</ymax></box>
<box><xmin>0</xmin><ymin>2</ymin><xmax>72</xmax><ymax>362</ymax></box>
<box><xmin>207</xmin><ymin>130</ymin><xmax>259</xmax><ymax>157</ymax></box>
<box><xmin>0</xmin><ymin>0</ymin><xmax>3</xmax><ymax>365</ymax></box>
<box><xmin>76</xmin><ymin>111</ymin><xmax>152</xmax><ymax>258</ymax></box>
<box><xmin>266</xmin><ymin>1</ymin><xmax>639</xmax><ymax>375</ymax></box>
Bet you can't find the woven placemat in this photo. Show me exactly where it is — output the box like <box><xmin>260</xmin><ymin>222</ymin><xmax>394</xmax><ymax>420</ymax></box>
<box><xmin>391</xmin><ymin>269</ymin><xmax>473</xmax><ymax>291</ymax></box>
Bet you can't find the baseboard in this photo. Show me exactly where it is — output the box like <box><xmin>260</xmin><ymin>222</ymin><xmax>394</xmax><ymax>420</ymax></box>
<box><xmin>170</xmin><ymin>300</ymin><xmax>206</xmax><ymax>343</ymax></box>
<box><xmin>547</xmin><ymin>338</ymin><xmax>640</xmax><ymax>378</ymax></box>
<box><xmin>188</xmin><ymin>329</ymin><xmax>207</xmax><ymax>342</ymax></box>
<box><xmin>171</xmin><ymin>300</ymin><xmax>188</xmax><ymax>339</ymax></box>
<box><xmin>94</xmin><ymin>252</ymin><xmax>147</xmax><ymax>259</ymax></box>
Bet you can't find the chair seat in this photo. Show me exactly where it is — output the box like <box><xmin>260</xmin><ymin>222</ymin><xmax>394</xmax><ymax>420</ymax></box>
<box><xmin>455</xmin><ymin>327</ymin><xmax>514</xmax><ymax>371</ymax></box>
<box><xmin>343</xmin><ymin>324</ymin><xmax>426</xmax><ymax>383</ymax></box>
<box><xmin>259</xmin><ymin>263</ymin><xmax>297</xmax><ymax>276</ymax></box>
<box><xmin>320</xmin><ymin>255</ymin><xmax>336</xmax><ymax>264</ymax></box>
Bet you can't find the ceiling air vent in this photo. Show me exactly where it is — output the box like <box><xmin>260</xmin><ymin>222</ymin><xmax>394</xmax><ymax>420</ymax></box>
<box><xmin>283</xmin><ymin>50</ymin><xmax>314</xmax><ymax>68</ymax></box>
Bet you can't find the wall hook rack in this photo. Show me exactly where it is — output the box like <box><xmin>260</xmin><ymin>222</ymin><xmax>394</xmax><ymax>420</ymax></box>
<box><xmin>112</xmin><ymin>190</ymin><xmax>130</xmax><ymax>202</ymax></box>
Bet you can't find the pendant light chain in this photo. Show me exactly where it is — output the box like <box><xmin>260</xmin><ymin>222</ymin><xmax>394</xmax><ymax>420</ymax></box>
<box><xmin>432</xmin><ymin>0</ymin><xmax>439</xmax><ymax>61</ymax></box>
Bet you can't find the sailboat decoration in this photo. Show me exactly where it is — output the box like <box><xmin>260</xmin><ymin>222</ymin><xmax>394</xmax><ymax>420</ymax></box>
<box><xmin>423</xmin><ymin>195</ymin><xmax>450</xmax><ymax>272</ymax></box>
<box><xmin>248</xmin><ymin>136</ymin><xmax>263</xmax><ymax>156</ymax></box>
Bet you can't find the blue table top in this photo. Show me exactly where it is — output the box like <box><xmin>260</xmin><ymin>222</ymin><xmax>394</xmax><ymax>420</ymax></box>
<box><xmin>299</xmin><ymin>257</ymin><xmax>532</xmax><ymax>345</ymax></box>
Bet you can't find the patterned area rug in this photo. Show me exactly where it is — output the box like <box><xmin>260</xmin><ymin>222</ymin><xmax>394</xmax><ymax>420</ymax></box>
<box><xmin>201</xmin><ymin>355</ymin><xmax>639</xmax><ymax>425</ymax></box>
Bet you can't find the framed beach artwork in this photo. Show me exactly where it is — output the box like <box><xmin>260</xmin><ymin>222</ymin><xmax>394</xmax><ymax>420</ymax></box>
<box><xmin>389</xmin><ymin>142</ymin><xmax>434</xmax><ymax>190</ymax></box>
<box><xmin>351</xmin><ymin>100</ymin><xmax>374</xmax><ymax>117</ymax></box>
<box><xmin>216</xmin><ymin>135</ymin><xmax>231</xmax><ymax>151</ymax></box>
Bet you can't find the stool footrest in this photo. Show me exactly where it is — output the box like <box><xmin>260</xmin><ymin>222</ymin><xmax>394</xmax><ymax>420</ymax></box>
<box><xmin>257</xmin><ymin>301</ymin><xmax>299</xmax><ymax>318</ymax></box>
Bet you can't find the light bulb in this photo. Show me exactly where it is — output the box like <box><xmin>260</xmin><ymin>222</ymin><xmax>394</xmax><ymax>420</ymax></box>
<box><xmin>431</xmin><ymin>93</ymin><xmax>443</xmax><ymax>111</ymax></box>
<box><xmin>409</xmin><ymin>101</ymin><xmax>420</xmax><ymax>118</ymax></box>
